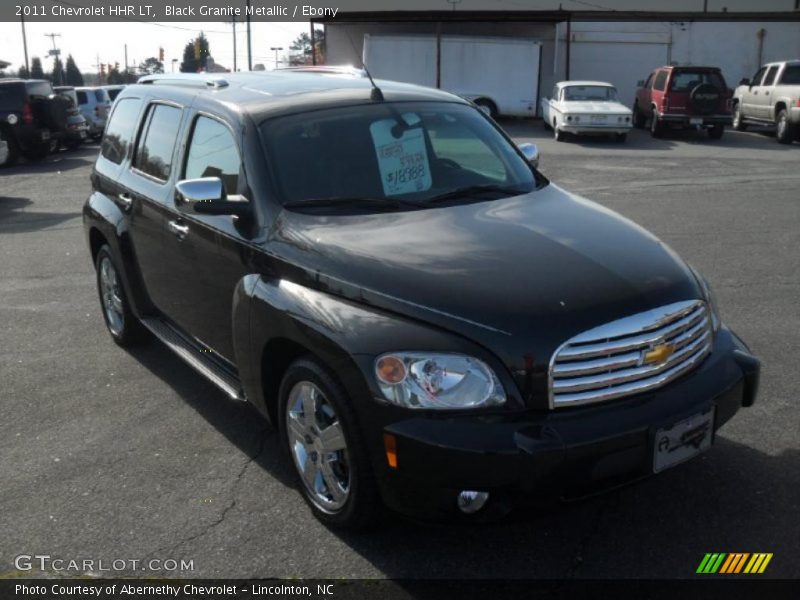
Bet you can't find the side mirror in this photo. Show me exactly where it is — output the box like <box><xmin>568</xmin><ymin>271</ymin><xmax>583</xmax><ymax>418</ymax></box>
<box><xmin>518</xmin><ymin>142</ymin><xmax>539</xmax><ymax>169</ymax></box>
<box><xmin>637</xmin><ymin>80</ymin><xmax>645</xmax><ymax>87</ymax></box>
<box><xmin>739</xmin><ymin>78</ymin><xmax>750</xmax><ymax>86</ymax></box>
<box><xmin>175</xmin><ymin>177</ymin><xmax>249</xmax><ymax>217</ymax></box>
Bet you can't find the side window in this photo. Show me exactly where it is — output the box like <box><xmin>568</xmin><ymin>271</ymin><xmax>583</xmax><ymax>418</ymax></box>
<box><xmin>780</xmin><ymin>65</ymin><xmax>800</xmax><ymax>85</ymax></box>
<box><xmin>133</xmin><ymin>104</ymin><xmax>183</xmax><ymax>182</ymax></box>
<box><xmin>653</xmin><ymin>71</ymin><xmax>668</xmax><ymax>92</ymax></box>
<box><xmin>751</xmin><ymin>67</ymin><xmax>766</xmax><ymax>86</ymax></box>
<box><xmin>183</xmin><ymin>116</ymin><xmax>241</xmax><ymax>197</ymax></box>
<box><xmin>100</xmin><ymin>98</ymin><xmax>143</xmax><ymax>164</ymax></box>
<box><xmin>77</xmin><ymin>90</ymin><xmax>88</xmax><ymax>105</ymax></box>
<box><xmin>552</xmin><ymin>86</ymin><xmax>558</xmax><ymax>100</ymax></box>
<box><xmin>762</xmin><ymin>66</ymin><xmax>779</xmax><ymax>86</ymax></box>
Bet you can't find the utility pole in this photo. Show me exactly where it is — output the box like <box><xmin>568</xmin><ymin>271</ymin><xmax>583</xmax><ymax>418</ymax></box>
<box><xmin>124</xmin><ymin>43</ymin><xmax>128</xmax><ymax>74</ymax></box>
<box><xmin>20</xmin><ymin>13</ymin><xmax>30</xmax><ymax>77</ymax></box>
<box><xmin>44</xmin><ymin>32</ymin><xmax>62</xmax><ymax>85</ymax></box>
<box><xmin>232</xmin><ymin>17</ymin><xmax>237</xmax><ymax>72</ymax></box>
<box><xmin>270</xmin><ymin>47</ymin><xmax>283</xmax><ymax>69</ymax></box>
<box><xmin>246</xmin><ymin>0</ymin><xmax>252</xmax><ymax>71</ymax></box>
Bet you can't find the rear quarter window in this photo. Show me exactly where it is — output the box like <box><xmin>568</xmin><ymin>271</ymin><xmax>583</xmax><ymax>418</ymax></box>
<box><xmin>101</xmin><ymin>98</ymin><xmax>143</xmax><ymax>165</ymax></box>
<box><xmin>133</xmin><ymin>103</ymin><xmax>183</xmax><ymax>181</ymax></box>
<box><xmin>653</xmin><ymin>71</ymin><xmax>668</xmax><ymax>92</ymax></box>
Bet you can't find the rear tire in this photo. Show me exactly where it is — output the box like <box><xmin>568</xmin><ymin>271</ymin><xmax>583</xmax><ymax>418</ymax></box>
<box><xmin>474</xmin><ymin>98</ymin><xmax>498</xmax><ymax>120</ymax></box>
<box><xmin>279</xmin><ymin>357</ymin><xmax>382</xmax><ymax>531</ymax></box>
<box><xmin>732</xmin><ymin>103</ymin><xmax>747</xmax><ymax>131</ymax></box>
<box><xmin>650</xmin><ymin>110</ymin><xmax>664</xmax><ymax>138</ymax></box>
<box><xmin>95</xmin><ymin>245</ymin><xmax>146</xmax><ymax>347</ymax></box>
<box><xmin>708</xmin><ymin>125</ymin><xmax>724</xmax><ymax>140</ymax></box>
<box><xmin>22</xmin><ymin>145</ymin><xmax>49</xmax><ymax>161</ymax></box>
<box><xmin>776</xmin><ymin>109</ymin><xmax>794</xmax><ymax>144</ymax></box>
<box><xmin>632</xmin><ymin>103</ymin><xmax>646</xmax><ymax>129</ymax></box>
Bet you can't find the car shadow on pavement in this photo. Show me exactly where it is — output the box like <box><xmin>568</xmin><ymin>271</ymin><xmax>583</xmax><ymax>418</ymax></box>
<box><xmin>0</xmin><ymin>196</ymin><xmax>81</xmax><ymax>234</ymax></box>
<box><xmin>1</xmin><ymin>145</ymin><xmax>99</xmax><ymax>175</ymax></box>
<box><xmin>124</xmin><ymin>336</ymin><xmax>798</xmax><ymax>579</ymax></box>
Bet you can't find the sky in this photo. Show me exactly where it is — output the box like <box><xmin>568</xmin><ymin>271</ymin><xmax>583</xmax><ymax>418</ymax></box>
<box><xmin>0</xmin><ymin>20</ymin><xmax>310</xmax><ymax>74</ymax></box>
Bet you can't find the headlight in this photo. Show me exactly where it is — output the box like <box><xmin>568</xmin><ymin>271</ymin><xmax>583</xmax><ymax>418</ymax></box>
<box><xmin>691</xmin><ymin>268</ymin><xmax>721</xmax><ymax>332</ymax></box>
<box><xmin>374</xmin><ymin>352</ymin><xmax>506</xmax><ymax>410</ymax></box>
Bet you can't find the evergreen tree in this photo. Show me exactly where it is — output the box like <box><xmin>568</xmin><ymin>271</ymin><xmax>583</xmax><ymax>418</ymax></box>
<box><xmin>30</xmin><ymin>57</ymin><xmax>44</xmax><ymax>79</ymax></box>
<box><xmin>139</xmin><ymin>57</ymin><xmax>164</xmax><ymax>75</ymax></box>
<box><xmin>18</xmin><ymin>65</ymin><xmax>30</xmax><ymax>79</ymax></box>
<box><xmin>180</xmin><ymin>32</ymin><xmax>209</xmax><ymax>73</ymax></box>
<box><xmin>65</xmin><ymin>54</ymin><xmax>84</xmax><ymax>86</ymax></box>
<box><xmin>51</xmin><ymin>57</ymin><xmax>65</xmax><ymax>85</ymax></box>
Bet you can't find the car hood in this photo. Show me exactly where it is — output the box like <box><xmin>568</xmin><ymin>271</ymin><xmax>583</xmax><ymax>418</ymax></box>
<box><xmin>562</xmin><ymin>100</ymin><xmax>632</xmax><ymax>114</ymax></box>
<box><xmin>269</xmin><ymin>184</ymin><xmax>701</xmax><ymax>360</ymax></box>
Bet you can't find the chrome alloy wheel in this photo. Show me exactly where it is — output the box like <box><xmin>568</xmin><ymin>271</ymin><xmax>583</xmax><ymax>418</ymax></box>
<box><xmin>285</xmin><ymin>381</ymin><xmax>350</xmax><ymax>512</ymax></box>
<box><xmin>99</xmin><ymin>256</ymin><xmax>124</xmax><ymax>336</ymax></box>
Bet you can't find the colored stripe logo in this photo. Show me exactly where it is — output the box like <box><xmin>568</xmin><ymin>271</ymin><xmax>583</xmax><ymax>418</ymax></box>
<box><xmin>697</xmin><ymin>553</ymin><xmax>773</xmax><ymax>574</ymax></box>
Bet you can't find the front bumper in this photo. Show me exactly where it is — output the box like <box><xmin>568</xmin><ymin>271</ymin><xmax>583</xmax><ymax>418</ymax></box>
<box><xmin>658</xmin><ymin>113</ymin><xmax>733</xmax><ymax>127</ymax></box>
<box><xmin>561</xmin><ymin>124</ymin><xmax>632</xmax><ymax>136</ymax></box>
<box><xmin>375</xmin><ymin>327</ymin><xmax>759</xmax><ymax>519</ymax></box>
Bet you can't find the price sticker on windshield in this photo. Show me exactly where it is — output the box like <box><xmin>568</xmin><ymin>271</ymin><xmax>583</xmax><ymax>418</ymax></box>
<box><xmin>370</xmin><ymin>113</ymin><xmax>432</xmax><ymax>197</ymax></box>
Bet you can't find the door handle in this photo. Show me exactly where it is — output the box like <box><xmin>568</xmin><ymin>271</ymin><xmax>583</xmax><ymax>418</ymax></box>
<box><xmin>117</xmin><ymin>193</ymin><xmax>132</xmax><ymax>210</ymax></box>
<box><xmin>168</xmin><ymin>220</ymin><xmax>189</xmax><ymax>239</ymax></box>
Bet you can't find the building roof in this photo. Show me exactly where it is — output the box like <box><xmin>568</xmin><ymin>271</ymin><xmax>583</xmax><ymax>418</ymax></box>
<box><xmin>134</xmin><ymin>72</ymin><xmax>465</xmax><ymax>121</ymax></box>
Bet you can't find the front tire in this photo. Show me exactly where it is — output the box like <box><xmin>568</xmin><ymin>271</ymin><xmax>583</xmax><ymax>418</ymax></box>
<box><xmin>279</xmin><ymin>357</ymin><xmax>382</xmax><ymax>530</ymax></box>
<box><xmin>554</xmin><ymin>121</ymin><xmax>566</xmax><ymax>142</ymax></box>
<box><xmin>776</xmin><ymin>109</ymin><xmax>794</xmax><ymax>144</ymax></box>
<box><xmin>95</xmin><ymin>245</ymin><xmax>146</xmax><ymax>346</ymax></box>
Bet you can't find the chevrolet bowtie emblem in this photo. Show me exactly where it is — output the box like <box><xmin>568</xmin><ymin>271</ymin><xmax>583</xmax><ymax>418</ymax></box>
<box><xmin>643</xmin><ymin>343</ymin><xmax>675</xmax><ymax>365</ymax></box>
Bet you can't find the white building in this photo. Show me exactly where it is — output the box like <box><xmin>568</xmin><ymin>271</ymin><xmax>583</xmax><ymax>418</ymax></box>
<box><xmin>317</xmin><ymin>1</ymin><xmax>800</xmax><ymax>112</ymax></box>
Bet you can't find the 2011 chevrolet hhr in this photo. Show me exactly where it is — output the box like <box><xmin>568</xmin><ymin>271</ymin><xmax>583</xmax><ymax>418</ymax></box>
<box><xmin>84</xmin><ymin>72</ymin><xmax>760</xmax><ymax>529</ymax></box>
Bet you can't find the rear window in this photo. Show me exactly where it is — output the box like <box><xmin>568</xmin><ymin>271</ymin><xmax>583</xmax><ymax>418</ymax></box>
<box><xmin>25</xmin><ymin>81</ymin><xmax>53</xmax><ymax>99</ymax></box>
<box><xmin>133</xmin><ymin>103</ymin><xmax>182</xmax><ymax>181</ymax></box>
<box><xmin>101</xmin><ymin>98</ymin><xmax>143</xmax><ymax>164</ymax></box>
<box><xmin>669</xmin><ymin>71</ymin><xmax>726</xmax><ymax>92</ymax></box>
<box><xmin>780</xmin><ymin>65</ymin><xmax>800</xmax><ymax>85</ymax></box>
<box><xmin>77</xmin><ymin>91</ymin><xmax>88</xmax><ymax>105</ymax></box>
<box><xmin>0</xmin><ymin>84</ymin><xmax>25</xmax><ymax>105</ymax></box>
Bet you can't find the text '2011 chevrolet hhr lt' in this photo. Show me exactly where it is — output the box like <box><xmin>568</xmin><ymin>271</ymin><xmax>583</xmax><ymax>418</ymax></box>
<box><xmin>84</xmin><ymin>72</ymin><xmax>760</xmax><ymax>529</ymax></box>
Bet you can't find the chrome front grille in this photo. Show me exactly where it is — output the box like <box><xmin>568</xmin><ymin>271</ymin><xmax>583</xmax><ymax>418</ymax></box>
<box><xmin>549</xmin><ymin>300</ymin><xmax>712</xmax><ymax>408</ymax></box>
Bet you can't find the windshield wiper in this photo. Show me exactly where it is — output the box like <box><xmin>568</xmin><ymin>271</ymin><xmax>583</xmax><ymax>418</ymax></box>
<box><xmin>426</xmin><ymin>184</ymin><xmax>529</xmax><ymax>204</ymax></box>
<box><xmin>283</xmin><ymin>196</ymin><xmax>422</xmax><ymax>211</ymax></box>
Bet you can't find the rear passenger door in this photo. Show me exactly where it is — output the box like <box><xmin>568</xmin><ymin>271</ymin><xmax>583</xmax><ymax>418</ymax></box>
<box><xmin>118</xmin><ymin>101</ymin><xmax>186</xmax><ymax>316</ymax></box>
<box><xmin>159</xmin><ymin>113</ymin><xmax>249</xmax><ymax>361</ymax></box>
<box><xmin>755</xmin><ymin>65</ymin><xmax>779</xmax><ymax>119</ymax></box>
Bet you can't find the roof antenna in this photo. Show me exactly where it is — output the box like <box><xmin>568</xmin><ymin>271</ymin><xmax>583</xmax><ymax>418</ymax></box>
<box><xmin>344</xmin><ymin>24</ymin><xmax>383</xmax><ymax>101</ymax></box>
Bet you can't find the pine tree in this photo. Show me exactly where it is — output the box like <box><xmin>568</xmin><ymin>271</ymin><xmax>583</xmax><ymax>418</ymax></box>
<box><xmin>30</xmin><ymin>57</ymin><xmax>44</xmax><ymax>79</ymax></box>
<box><xmin>65</xmin><ymin>55</ymin><xmax>84</xmax><ymax>86</ymax></box>
<box><xmin>18</xmin><ymin>65</ymin><xmax>30</xmax><ymax>79</ymax></box>
<box><xmin>51</xmin><ymin>57</ymin><xmax>65</xmax><ymax>86</ymax></box>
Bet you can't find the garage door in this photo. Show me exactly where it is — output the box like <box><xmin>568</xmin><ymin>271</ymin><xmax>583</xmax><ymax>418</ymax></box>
<box><xmin>570</xmin><ymin>32</ymin><xmax>670</xmax><ymax>109</ymax></box>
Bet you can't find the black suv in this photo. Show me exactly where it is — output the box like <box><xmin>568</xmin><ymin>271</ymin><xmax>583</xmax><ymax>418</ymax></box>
<box><xmin>84</xmin><ymin>73</ymin><xmax>760</xmax><ymax>529</ymax></box>
<box><xmin>0</xmin><ymin>78</ymin><xmax>69</xmax><ymax>165</ymax></box>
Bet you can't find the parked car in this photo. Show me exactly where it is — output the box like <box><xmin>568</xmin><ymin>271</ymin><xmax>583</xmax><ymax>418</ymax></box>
<box><xmin>733</xmin><ymin>60</ymin><xmax>800</xmax><ymax>144</ymax></box>
<box><xmin>102</xmin><ymin>85</ymin><xmax>126</xmax><ymax>102</ymax></box>
<box><xmin>76</xmin><ymin>86</ymin><xmax>112</xmax><ymax>139</ymax></box>
<box><xmin>84</xmin><ymin>72</ymin><xmax>760</xmax><ymax>529</ymax></box>
<box><xmin>540</xmin><ymin>81</ymin><xmax>632</xmax><ymax>142</ymax></box>
<box><xmin>54</xmin><ymin>86</ymin><xmax>91</xmax><ymax>149</ymax></box>
<box><xmin>0</xmin><ymin>78</ymin><xmax>69</xmax><ymax>165</ymax></box>
<box><xmin>633</xmin><ymin>66</ymin><xmax>733</xmax><ymax>139</ymax></box>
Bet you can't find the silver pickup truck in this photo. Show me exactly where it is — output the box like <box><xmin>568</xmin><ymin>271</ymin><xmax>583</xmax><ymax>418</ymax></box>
<box><xmin>733</xmin><ymin>60</ymin><xmax>800</xmax><ymax>144</ymax></box>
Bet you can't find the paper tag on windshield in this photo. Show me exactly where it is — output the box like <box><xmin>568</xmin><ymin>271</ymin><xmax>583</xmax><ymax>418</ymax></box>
<box><xmin>369</xmin><ymin>113</ymin><xmax>432</xmax><ymax>197</ymax></box>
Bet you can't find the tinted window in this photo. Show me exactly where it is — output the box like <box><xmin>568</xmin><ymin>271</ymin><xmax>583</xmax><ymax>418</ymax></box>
<box><xmin>762</xmin><ymin>66</ymin><xmax>779</xmax><ymax>86</ymax></box>
<box><xmin>107</xmin><ymin>88</ymin><xmax>121</xmax><ymax>101</ymax></box>
<box><xmin>262</xmin><ymin>102</ymin><xmax>536</xmax><ymax>206</ymax></box>
<box><xmin>184</xmin><ymin>116</ymin><xmax>241</xmax><ymax>196</ymax></box>
<box><xmin>780</xmin><ymin>65</ymin><xmax>800</xmax><ymax>85</ymax></box>
<box><xmin>25</xmin><ymin>81</ymin><xmax>53</xmax><ymax>99</ymax></box>
<box><xmin>653</xmin><ymin>71</ymin><xmax>668</xmax><ymax>92</ymax></box>
<box><xmin>669</xmin><ymin>71</ymin><xmax>725</xmax><ymax>92</ymax></box>
<box><xmin>133</xmin><ymin>104</ymin><xmax>182</xmax><ymax>181</ymax></box>
<box><xmin>77</xmin><ymin>90</ymin><xmax>88</xmax><ymax>104</ymax></box>
<box><xmin>751</xmin><ymin>67</ymin><xmax>766</xmax><ymax>86</ymax></box>
<box><xmin>0</xmin><ymin>83</ymin><xmax>25</xmax><ymax>105</ymax></box>
<box><xmin>101</xmin><ymin>98</ymin><xmax>143</xmax><ymax>165</ymax></box>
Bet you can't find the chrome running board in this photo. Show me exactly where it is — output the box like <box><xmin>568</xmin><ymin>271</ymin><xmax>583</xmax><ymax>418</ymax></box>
<box><xmin>140</xmin><ymin>317</ymin><xmax>246</xmax><ymax>402</ymax></box>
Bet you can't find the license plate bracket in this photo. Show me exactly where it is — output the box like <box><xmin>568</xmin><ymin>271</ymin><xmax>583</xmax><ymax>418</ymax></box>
<box><xmin>690</xmin><ymin>117</ymin><xmax>704</xmax><ymax>125</ymax></box>
<box><xmin>653</xmin><ymin>408</ymin><xmax>714</xmax><ymax>473</ymax></box>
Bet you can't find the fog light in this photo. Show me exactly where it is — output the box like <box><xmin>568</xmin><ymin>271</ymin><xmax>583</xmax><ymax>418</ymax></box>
<box><xmin>457</xmin><ymin>490</ymin><xmax>489</xmax><ymax>514</ymax></box>
<box><xmin>7</xmin><ymin>113</ymin><xmax>18</xmax><ymax>125</ymax></box>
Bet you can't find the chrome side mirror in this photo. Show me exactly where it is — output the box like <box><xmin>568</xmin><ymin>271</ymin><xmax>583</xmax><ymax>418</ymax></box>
<box><xmin>518</xmin><ymin>142</ymin><xmax>539</xmax><ymax>169</ymax></box>
<box><xmin>175</xmin><ymin>177</ymin><xmax>249</xmax><ymax>217</ymax></box>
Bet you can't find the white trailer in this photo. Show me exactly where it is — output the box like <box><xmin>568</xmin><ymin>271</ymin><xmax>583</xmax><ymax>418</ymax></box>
<box><xmin>363</xmin><ymin>34</ymin><xmax>541</xmax><ymax>118</ymax></box>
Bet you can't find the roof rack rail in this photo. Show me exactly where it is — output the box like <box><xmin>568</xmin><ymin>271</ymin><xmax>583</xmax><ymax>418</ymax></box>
<box><xmin>137</xmin><ymin>74</ymin><xmax>229</xmax><ymax>89</ymax></box>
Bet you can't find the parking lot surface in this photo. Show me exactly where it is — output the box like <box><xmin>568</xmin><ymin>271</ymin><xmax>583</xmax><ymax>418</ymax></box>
<box><xmin>1</xmin><ymin>125</ymin><xmax>798</xmax><ymax>579</ymax></box>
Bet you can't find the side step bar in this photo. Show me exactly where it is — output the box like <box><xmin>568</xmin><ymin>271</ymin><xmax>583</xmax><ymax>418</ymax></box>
<box><xmin>140</xmin><ymin>317</ymin><xmax>246</xmax><ymax>402</ymax></box>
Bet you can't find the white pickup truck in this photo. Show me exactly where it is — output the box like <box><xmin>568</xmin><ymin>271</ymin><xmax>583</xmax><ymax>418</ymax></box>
<box><xmin>733</xmin><ymin>60</ymin><xmax>800</xmax><ymax>144</ymax></box>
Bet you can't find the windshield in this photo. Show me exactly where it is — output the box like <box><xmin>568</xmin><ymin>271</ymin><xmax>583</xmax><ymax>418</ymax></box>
<box><xmin>563</xmin><ymin>86</ymin><xmax>617</xmax><ymax>101</ymax></box>
<box><xmin>261</xmin><ymin>102</ymin><xmax>537</xmax><ymax>209</ymax></box>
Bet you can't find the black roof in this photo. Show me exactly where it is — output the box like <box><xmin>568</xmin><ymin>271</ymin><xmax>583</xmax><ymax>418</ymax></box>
<box><xmin>132</xmin><ymin>72</ymin><xmax>465</xmax><ymax>122</ymax></box>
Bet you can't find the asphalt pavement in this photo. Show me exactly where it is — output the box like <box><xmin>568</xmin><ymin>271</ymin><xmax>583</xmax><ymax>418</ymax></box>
<box><xmin>1</xmin><ymin>124</ymin><xmax>798</xmax><ymax>580</ymax></box>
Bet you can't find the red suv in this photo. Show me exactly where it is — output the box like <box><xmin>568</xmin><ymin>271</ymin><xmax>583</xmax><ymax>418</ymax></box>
<box><xmin>633</xmin><ymin>66</ymin><xmax>733</xmax><ymax>139</ymax></box>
